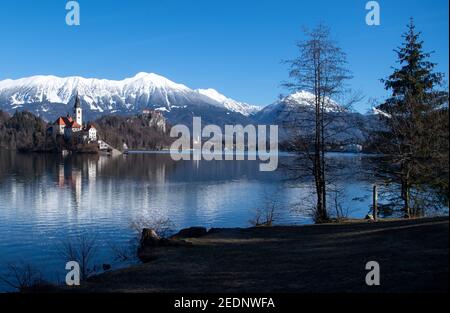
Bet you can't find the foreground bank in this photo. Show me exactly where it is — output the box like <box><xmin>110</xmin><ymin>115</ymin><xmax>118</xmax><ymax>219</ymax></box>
<box><xmin>74</xmin><ymin>217</ymin><xmax>448</xmax><ymax>293</ymax></box>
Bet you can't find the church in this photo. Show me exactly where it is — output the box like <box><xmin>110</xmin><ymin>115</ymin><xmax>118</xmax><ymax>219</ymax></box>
<box><xmin>49</xmin><ymin>94</ymin><xmax>97</xmax><ymax>142</ymax></box>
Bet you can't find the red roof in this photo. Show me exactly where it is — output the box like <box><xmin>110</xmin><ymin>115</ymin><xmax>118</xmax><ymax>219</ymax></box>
<box><xmin>68</xmin><ymin>121</ymin><xmax>82</xmax><ymax>129</ymax></box>
<box><xmin>54</xmin><ymin>116</ymin><xmax>79</xmax><ymax>128</ymax></box>
<box><xmin>54</xmin><ymin>116</ymin><xmax>72</xmax><ymax>126</ymax></box>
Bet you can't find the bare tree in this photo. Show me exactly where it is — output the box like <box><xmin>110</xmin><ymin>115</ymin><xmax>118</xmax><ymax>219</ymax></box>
<box><xmin>249</xmin><ymin>199</ymin><xmax>278</xmax><ymax>227</ymax></box>
<box><xmin>59</xmin><ymin>235</ymin><xmax>98</xmax><ymax>281</ymax></box>
<box><xmin>130</xmin><ymin>215</ymin><xmax>176</xmax><ymax>239</ymax></box>
<box><xmin>282</xmin><ymin>24</ymin><xmax>354</xmax><ymax>223</ymax></box>
<box><xmin>0</xmin><ymin>262</ymin><xmax>45</xmax><ymax>292</ymax></box>
<box><xmin>108</xmin><ymin>241</ymin><xmax>136</xmax><ymax>262</ymax></box>
<box><xmin>329</xmin><ymin>183</ymin><xmax>352</xmax><ymax>220</ymax></box>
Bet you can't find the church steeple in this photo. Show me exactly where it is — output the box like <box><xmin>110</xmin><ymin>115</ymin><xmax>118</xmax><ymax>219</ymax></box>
<box><xmin>73</xmin><ymin>93</ymin><xmax>82</xmax><ymax>126</ymax></box>
<box><xmin>74</xmin><ymin>93</ymin><xmax>81</xmax><ymax>109</ymax></box>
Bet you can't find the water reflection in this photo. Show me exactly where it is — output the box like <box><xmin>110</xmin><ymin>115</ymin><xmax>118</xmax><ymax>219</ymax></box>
<box><xmin>0</xmin><ymin>151</ymin><xmax>384</xmax><ymax>231</ymax></box>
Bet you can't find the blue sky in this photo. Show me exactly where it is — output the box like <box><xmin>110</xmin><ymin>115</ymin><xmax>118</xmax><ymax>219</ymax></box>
<box><xmin>0</xmin><ymin>0</ymin><xmax>448</xmax><ymax>112</ymax></box>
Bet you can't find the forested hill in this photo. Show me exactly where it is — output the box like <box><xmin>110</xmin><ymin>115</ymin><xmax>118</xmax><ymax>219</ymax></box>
<box><xmin>0</xmin><ymin>110</ymin><xmax>173</xmax><ymax>152</ymax></box>
<box><xmin>0</xmin><ymin>111</ymin><xmax>49</xmax><ymax>151</ymax></box>
<box><xmin>93</xmin><ymin>114</ymin><xmax>173</xmax><ymax>151</ymax></box>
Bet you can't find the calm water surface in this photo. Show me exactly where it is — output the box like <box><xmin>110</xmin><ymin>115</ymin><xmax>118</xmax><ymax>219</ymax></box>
<box><xmin>0</xmin><ymin>150</ymin><xmax>379</xmax><ymax>290</ymax></box>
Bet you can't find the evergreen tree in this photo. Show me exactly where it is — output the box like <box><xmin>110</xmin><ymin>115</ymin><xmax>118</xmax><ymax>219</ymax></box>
<box><xmin>376</xmin><ymin>18</ymin><xmax>448</xmax><ymax>217</ymax></box>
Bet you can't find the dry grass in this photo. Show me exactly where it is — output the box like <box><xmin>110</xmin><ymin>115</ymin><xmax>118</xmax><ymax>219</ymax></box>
<box><xmin>74</xmin><ymin>217</ymin><xmax>448</xmax><ymax>293</ymax></box>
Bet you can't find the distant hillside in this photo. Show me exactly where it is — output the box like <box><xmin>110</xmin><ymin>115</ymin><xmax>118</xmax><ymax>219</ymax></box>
<box><xmin>0</xmin><ymin>110</ymin><xmax>173</xmax><ymax>152</ymax></box>
<box><xmin>88</xmin><ymin>113</ymin><xmax>172</xmax><ymax>151</ymax></box>
<box><xmin>0</xmin><ymin>110</ymin><xmax>52</xmax><ymax>151</ymax></box>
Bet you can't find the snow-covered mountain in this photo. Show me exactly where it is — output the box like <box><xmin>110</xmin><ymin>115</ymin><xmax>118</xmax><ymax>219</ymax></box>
<box><xmin>0</xmin><ymin>72</ymin><xmax>261</xmax><ymax>124</ymax></box>
<box><xmin>253</xmin><ymin>90</ymin><xmax>377</xmax><ymax>143</ymax></box>
<box><xmin>253</xmin><ymin>91</ymin><xmax>348</xmax><ymax>124</ymax></box>
<box><xmin>0</xmin><ymin>73</ymin><xmax>380</xmax><ymax>144</ymax></box>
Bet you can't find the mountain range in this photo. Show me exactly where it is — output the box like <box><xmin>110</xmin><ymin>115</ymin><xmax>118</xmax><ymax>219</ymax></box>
<box><xmin>0</xmin><ymin>72</ymin><xmax>379</xmax><ymax>143</ymax></box>
<box><xmin>0</xmin><ymin>72</ymin><xmax>258</xmax><ymax>121</ymax></box>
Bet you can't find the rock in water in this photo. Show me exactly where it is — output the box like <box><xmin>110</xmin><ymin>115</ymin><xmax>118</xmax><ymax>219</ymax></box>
<box><xmin>140</xmin><ymin>228</ymin><xmax>161</xmax><ymax>247</ymax></box>
<box><xmin>138</xmin><ymin>228</ymin><xmax>192</xmax><ymax>263</ymax></box>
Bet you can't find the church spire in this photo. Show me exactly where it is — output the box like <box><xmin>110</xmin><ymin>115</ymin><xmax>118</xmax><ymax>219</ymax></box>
<box><xmin>73</xmin><ymin>92</ymin><xmax>82</xmax><ymax>126</ymax></box>
<box><xmin>74</xmin><ymin>92</ymin><xmax>81</xmax><ymax>109</ymax></box>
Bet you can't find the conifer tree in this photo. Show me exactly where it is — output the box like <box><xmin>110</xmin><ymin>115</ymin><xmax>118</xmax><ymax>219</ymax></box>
<box><xmin>376</xmin><ymin>18</ymin><xmax>448</xmax><ymax>216</ymax></box>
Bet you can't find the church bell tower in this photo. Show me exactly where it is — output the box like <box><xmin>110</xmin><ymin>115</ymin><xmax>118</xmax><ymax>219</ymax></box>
<box><xmin>74</xmin><ymin>93</ymin><xmax>82</xmax><ymax>126</ymax></box>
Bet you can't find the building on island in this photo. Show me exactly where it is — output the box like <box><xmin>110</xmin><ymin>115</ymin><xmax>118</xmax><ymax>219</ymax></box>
<box><xmin>85</xmin><ymin>125</ymin><xmax>97</xmax><ymax>141</ymax></box>
<box><xmin>49</xmin><ymin>94</ymin><xmax>97</xmax><ymax>142</ymax></box>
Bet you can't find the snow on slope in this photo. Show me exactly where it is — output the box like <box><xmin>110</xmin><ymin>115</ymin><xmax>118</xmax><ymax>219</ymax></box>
<box><xmin>0</xmin><ymin>72</ymin><xmax>261</xmax><ymax>117</ymax></box>
<box><xmin>254</xmin><ymin>90</ymin><xmax>347</xmax><ymax>122</ymax></box>
<box><xmin>282</xmin><ymin>91</ymin><xmax>347</xmax><ymax>113</ymax></box>
<box><xmin>196</xmin><ymin>88</ymin><xmax>260</xmax><ymax>116</ymax></box>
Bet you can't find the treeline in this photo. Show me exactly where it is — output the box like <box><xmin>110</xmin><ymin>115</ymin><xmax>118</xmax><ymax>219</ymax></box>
<box><xmin>0</xmin><ymin>111</ymin><xmax>173</xmax><ymax>152</ymax></box>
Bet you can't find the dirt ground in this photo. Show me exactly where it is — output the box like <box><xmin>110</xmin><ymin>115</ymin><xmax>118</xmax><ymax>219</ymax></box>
<box><xmin>80</xmin><ymin>217</ymin><xmax>448</xmax><ymax>293</ymax></box>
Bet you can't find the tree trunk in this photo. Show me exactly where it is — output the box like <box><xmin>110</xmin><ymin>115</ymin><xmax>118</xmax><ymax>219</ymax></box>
<box><xmin>320</xmin><ymin>100</ymin><xmax>327</xmax><ymax>219</ymax></box>
<box><xmin>405</xmin><ymin>185</ymin><xmax>411</xmax><ymax>217</ymax></box>
<box><xmin>316</xmin><ymin>182</ymin><xmax>324</xmax><ymax>222</ymax></box>
<box><xmin>402</xmin><ymin>182</ymin><xmax>411</xmax><ymax>218</ymax></box>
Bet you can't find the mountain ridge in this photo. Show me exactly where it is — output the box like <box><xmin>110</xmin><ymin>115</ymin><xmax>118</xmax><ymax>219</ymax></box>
<box><xmin>0</xmin><ymin>72</ymin><xmax>261</xmax><ymax>121</ymax></box>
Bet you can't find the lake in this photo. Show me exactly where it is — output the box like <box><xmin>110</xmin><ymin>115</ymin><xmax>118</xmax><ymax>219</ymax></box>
<box><xmin>0</xmin><ymin>150</ymin><xmax>382</xmax><ymax>291</ymax></box>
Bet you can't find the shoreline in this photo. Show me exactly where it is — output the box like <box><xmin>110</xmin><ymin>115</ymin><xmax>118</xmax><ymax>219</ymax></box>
<box><xmin>4</xmin><ymin>146</ymin><xmax>383</xmax><ymax>157</ymax></box>
<box><xmin>70</xmin><ymin>217</ymin><xmax>448</xmax><ymax>293</ymax></box>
